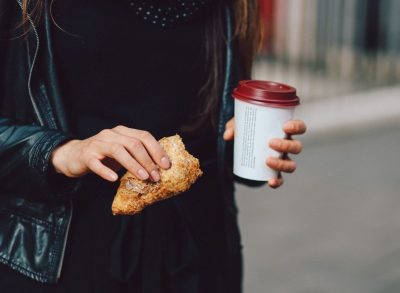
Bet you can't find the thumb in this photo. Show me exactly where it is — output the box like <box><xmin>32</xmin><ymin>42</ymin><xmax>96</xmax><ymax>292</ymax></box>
<box><xmin>223</xmin><ymin>127</ymin><xmax>234</xmax><ymax>141</ymax></box>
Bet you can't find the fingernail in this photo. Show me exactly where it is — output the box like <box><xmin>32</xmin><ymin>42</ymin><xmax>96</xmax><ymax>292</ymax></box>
<box><xmin>161</xmin><ymin>156</ymin><xmax>170</xmax><ymax>169</ymax></box>
<box><xmin>109</xmin><ymin>173</ymin><xmax>118</xmax><ymax>181</ymax></box>
<box><xmin>269</xmin><ymin>138</ymin><xmax>279</xmax><ymax>148</ymax></box>
<box><xmin>138</xmin><ymin>169</ymin><xmax>149</xmax><ymax>180</ymax></box>
<box><xmin>151</xmin><ymin>170</ymin><xmax>160</xmax><ymax>182</ymax></box>
<box><xmin>267</xmin><ymin>157</ymin><xmax>278</xmax><ymax>164</ymax></box>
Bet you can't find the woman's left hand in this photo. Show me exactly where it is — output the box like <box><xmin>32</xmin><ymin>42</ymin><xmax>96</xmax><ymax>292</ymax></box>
<box><xmin>223</xmin><ymin>118</ymin><xmax>307</xmax><ymax>189</ymax></box>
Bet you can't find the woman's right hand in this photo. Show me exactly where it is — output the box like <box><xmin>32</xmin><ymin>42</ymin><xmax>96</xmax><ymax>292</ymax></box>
<box><xmin>50</xmin><ymin>126</ymin><xmax>170</xmax><ymax>182</ymax></box>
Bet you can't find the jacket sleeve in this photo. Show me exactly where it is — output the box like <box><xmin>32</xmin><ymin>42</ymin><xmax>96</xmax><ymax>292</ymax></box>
<box><xmin>0</xmin><ymin>4</ymin><xmax>80</xmax><ymax>201</ymax></box>
<box><xmin>0</xmin><ymin>118</ymin><xmax>81</xmax><ymax>201</ymax></box>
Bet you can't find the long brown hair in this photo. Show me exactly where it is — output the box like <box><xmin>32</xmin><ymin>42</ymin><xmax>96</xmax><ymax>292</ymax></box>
<box><xmin>196</xmin><ymin>0</ymin><xmax>262</xmax><ymax>131</ymax></box>
<box><xmin>20</xmin><ymin>0</ymin><xmax>262</xmax><ymax>130</ymax></box>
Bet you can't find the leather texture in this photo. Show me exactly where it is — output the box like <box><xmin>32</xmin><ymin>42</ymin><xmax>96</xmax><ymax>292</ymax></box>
<box><xmin>0</xmin><ymin>0</ymin><xmax>253</xmax><ymax>284</ymax></box>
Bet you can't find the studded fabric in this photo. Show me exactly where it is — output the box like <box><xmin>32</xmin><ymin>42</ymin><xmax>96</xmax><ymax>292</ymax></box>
<box><xmin>128</xmin><ymin>0</ymin><xmax>211</xmax><ymax>27</ymax></box>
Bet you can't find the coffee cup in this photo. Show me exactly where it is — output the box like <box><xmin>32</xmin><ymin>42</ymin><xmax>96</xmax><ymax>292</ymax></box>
<box><xmin>233</xmin><ymin>80</ymin><xmax>300</xmax><ymax>181</ymax></box>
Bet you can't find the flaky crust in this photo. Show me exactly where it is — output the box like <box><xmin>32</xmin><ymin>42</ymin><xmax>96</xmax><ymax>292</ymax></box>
<box><xmin>111</xmin><ymin>135</ymin><xmax>203</xmax><ymax>215</ymax></box>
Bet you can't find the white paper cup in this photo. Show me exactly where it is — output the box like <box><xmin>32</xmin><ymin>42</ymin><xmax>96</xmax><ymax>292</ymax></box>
<box><xmin>233</xmin><ymin>80</ymin><xmax>300</xmax><ymax>182</ymax></box>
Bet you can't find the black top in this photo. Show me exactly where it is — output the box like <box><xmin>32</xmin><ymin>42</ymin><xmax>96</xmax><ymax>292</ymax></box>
<box><xmin>53</xmin><ymin>0</ymin><xmax>208</xmax><ymax>139</ymax></box>
<box><xmin>35</xmin><ymin>1</ymin><xmax>239</xmax><ymax>293</ymax></box>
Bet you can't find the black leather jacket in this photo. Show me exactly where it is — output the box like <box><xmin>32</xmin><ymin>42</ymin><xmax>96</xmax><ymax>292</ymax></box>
<box><xmin>0</xmin><ymin>0</ymin><xmax>250</xmax><ymax>284</ymax></box>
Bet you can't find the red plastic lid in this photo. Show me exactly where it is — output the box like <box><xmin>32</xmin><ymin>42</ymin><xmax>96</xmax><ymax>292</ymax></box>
<box><xmin>232</xmin><ymin>80</ymin><xmax>300</xmax><ymax>108</ymax></box>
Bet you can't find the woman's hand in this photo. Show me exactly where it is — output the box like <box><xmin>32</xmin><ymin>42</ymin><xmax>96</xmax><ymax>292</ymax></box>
<box><xmin>51</xmin><ymin>126</ymin><xmax>171</xmax><ymax>182</ymax></box>
<box><xmin>223</xmin><ymin>118</ymin><xmax>307</xmax><ymax>188</ymax></box>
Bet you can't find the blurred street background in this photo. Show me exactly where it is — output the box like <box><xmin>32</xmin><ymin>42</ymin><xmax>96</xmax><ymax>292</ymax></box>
<box><xmin>237</xmin><ymin>0</ymin><xmax>400</xmax><ymax>292</ymax></box>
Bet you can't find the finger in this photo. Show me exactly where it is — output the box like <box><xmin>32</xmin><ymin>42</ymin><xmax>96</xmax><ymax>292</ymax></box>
<box><xmin>97</xmin><ymin>130</ymin><xmax>160</xmax><ymax>180</ymax></box>
<box><xmin>223</xmin><ymin>127</ymin><xmax>234</xmax><ymax>141</ymax></box>
<box><xmin>268</xmin><ymin>177</ymin><xmax>283</xmax><ymax>189</ymax></box>
<box><xmin>283</xmin><ymin>120</ymin><xmax>307</xmax><ymax>135</ymax></box>
<box><xmin>86</xmin><ymin>158</ymin><xmax>118</xmax><ymax>182</ymax></box>
<box><xmin>123</xmin><ymin>138</ymin><xmax>161</xmax><ymax>182</ymax></box>
<box><xmin>225</xmin><ymin>118</ymin><xmax>235</xmax><ymax>129</ymax></box>
<box><xmin>266</xmin><ymin>157</ymin><xmax>296</xmax><ymax>173</ymax></box>
<box><xmin>269</xmin><ymin>138</ymin><xmax>303</xmax><ymax>154</ymax></box>
<box><xmin>102</xmin><ymin>142</ymin><xmax>150</xmax><ymax>180</ymax></box>
<box><xmin>113</xmin><ymin>126</ymin><xmax>170</xmax><ymax>169</ymax></box>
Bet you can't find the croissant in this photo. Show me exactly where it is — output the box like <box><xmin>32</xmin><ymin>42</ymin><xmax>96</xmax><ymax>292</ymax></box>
<box><xmin>111</xmin><ymin>134</ymin><xmax>203</xmax><ymax>215</ymax></box>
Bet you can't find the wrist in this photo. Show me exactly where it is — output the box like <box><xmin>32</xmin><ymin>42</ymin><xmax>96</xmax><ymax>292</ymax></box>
<box><xmin>51</xmin><ymin>139</ymin><xmax>79</xmax><ymax>175</ymax></box>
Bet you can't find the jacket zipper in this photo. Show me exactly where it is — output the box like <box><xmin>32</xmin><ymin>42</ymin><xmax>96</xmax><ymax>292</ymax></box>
<box><xmin>56</xmin><ymin>202</ymin><xmax>73</xmax><ymax>281</ymax></box>
<box><xmin>16</xmin><ymin>0</ymin><xmax>73</xmax><ymax>282</ymax></box>
<box><xmin>16</xmin><ymin>0</ymin><xmax>44</xmax><ymax>126</ymax></box>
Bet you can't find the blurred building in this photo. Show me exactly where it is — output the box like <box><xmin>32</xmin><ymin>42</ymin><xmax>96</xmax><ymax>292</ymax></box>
<box><xmin>256</xmin><ymin>0</ymin><xmax>400</xmax><ymax>111</ymax></box>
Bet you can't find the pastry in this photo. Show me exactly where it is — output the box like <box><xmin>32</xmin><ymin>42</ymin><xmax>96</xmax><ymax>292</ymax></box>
<box><xmin>111</xmin><ymin>134</ymin><xmax>202</xmax><ymax>215</ymax></box>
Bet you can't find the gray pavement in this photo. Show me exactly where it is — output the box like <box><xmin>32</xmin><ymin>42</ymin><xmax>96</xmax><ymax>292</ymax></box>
<box><xmin>236</xmin><ymin>123</ymin><xmax>400</xmax><ymax>293</ymax></box>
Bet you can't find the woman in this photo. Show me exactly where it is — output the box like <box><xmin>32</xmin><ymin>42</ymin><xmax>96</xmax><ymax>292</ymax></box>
<box><xmin>0</xmin><ymin>0</ymin><xmax>306</xmax><ymax>292</ymax></box>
